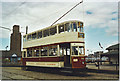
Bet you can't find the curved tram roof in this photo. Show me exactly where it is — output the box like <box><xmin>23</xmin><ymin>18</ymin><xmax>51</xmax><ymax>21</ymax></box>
<box><xmin>24</xmin><ymin>20</ymin><xmax>83</xmax><ymax>36</ymax></box>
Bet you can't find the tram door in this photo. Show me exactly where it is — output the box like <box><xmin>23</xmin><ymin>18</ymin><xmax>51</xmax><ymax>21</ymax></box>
<box><xmin>60</xmin><ymin>43</ymin><xmax>71</xmax><ymax>67</ymax></box>
<box><xmin>64</xmin><ymin>48</ymin><xmax>71</xmax><ymax>67</ymax></box>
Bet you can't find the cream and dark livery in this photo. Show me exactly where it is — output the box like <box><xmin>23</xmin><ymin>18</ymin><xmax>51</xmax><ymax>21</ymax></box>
<box><xmin>22</xmin><ymin>20</ymin><xmax>86</xmax><ymax>70</ymax></box>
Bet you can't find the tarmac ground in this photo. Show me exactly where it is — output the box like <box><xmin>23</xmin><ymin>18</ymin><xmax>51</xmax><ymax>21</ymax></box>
<box><xmin>1</xmin><ymin>63</ymin><xmax>119</xmax><ymax>80</ymax></box>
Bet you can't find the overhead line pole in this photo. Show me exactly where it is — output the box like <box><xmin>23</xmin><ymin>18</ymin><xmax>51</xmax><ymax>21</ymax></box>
<box><xmin>51</xmin><ymin>0</ymin><xmax>83</xmax><ymax>26</ymax></box>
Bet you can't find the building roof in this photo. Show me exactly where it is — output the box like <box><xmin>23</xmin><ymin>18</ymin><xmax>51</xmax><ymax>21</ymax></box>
<box><xmin>106</xmin><ymin>43</ymin><xmax>119</xmax><ymax>50</ymax></box>
<box><xmin>1</xmin><ymin>50</ymin><xmax>22</xmax><ymax>57</ymax></box>
<box><xmin>101</xmin><ymin>50</ymin><xmax>119</xmax><ymax>56</ymax></box>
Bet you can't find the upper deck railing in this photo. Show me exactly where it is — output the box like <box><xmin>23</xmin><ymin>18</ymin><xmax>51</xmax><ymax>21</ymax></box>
<box><xmin>23</xmin><ymin>20</ymin><xmax>84</xmax><ymax>42</ymax></box>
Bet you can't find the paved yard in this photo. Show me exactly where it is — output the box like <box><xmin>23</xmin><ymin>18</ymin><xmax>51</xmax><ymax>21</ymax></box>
<box><xmin>86</xmin><ymin>63</ymin><xmax>119</xmax><ymax>71</ymax></box>
<box><xmin>1</xmin><ymin>66</ymin><xmax>119</xmax><ymax>80</ymax></box>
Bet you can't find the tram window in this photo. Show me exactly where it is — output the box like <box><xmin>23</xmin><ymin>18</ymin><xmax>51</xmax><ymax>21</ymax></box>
<box><xmin>81</xmin><ymin>27</ymin><xmax>84</xmax><ymax>32</ymax></box>
<box><xmin>43</xmin><ymin>29</ymin><xmax>49</xmax><ymax>37</ymax></box>
<box><xmin>73</xmin><ymin>22</ymin><xmax>77</xmax><ymax>32</ymax></box>
<box><xmin>41</xmin><ymin>47</ymin><xmax>48</xmax><ymax>56</ymax></box>
<box><xmin>78</xmin><ymin>33</ymin><xmax>84</xmax><ymax>38</ymax></box>
<box><xmin>50</xmin><ymin>26</ymin><xmax>57</xmax><ymax>35</ymax></box>
<box><xmin>78</xmin><ymin>22</ymin><xmax>83</xmax><ymax>27</ymax></box>
<box><xmin>77</xmin><ymin>27</ymin><xmax>80</xmax><ymax>32</ymax></box>
<box><xmin>79</xmin><ymin>46</ymin><xmax>84</xmax><ymax>55</ymax></box>
<box><xmin>59</xmin><ymin>25</ymin><xmax>64</xmax><ymax>33</ymax></box>
<box><xmin>67</xmin><ymin>23</ymin><xmax>72</xmax><ymax>32</ymax></box>
<box><xmin>67</xmin><ymin>24</ymin><xmax>70</xmax><ymax>32</ymax></box>
<box><xmin>27</xmin><ymin>34</ymin><xmax>32</xmax><ymax>40</ymax></box>
<box><xmin>80</xmin><ymin>23</ymin><xmax>83</xmax><ymax>26</ymax></box>
<box><xmin>59</xmin><ymin>48</ymin><xmax>64</xmax><ymax>56</ymax></box>
<box><xmin>65</xmin><ymin>23</ymin><xmax>69</xmax><ymax>32</ymax></box>
<box><xmin>27</xmin><ymin>50</ymin><xmax>32</xmax><ymax>57</ymax></box>
<box><xmin>32</xmin><ymin>33</ymin><xmax>37</xmax><ymax>39</ymax></box>
<box><xmin>23</xmin><ymin>51</ymin><xmax>26</xmax><ymax>57</ymax></box>
<box><xmin>38</xmin><ymin>31</ymin><xmax>42</xmax><ymax>38</ymax></box>
<box><xmin>23</xmin><ymin>36</ymin><xmax>26</xmax><ymax>42</ymax></box>
<box><xmin>72</xmin><ymin>46</ymin><xmax>78</xmax><ymax>55</ymax></box>
<box><xmin>36</xmin><ymin>50</ymin><xmax>39</xmax><ymax>56</ymax></box>
<box><xmin>70</xmin><ymin>23</ymin><xmax>73</xmax><ymax>32</ymax></box>
<box><xmin>49</xmin><ymin>46</ymin><xmax>57</xmax><ymax>56</ymax></box>
<box><xmin>78</xmin><ymin>22</ymin><xmax>83</xmax><ymax>32</ymax></box>
<box><xmin>33</xmin><ymin>49</ymin><xmax>39</xmax><ymax>57</ymax></box>
<box><xmin>78</xmin><ymin>27</ymin><xmax>83</xmax><ymax>33</ymax></box>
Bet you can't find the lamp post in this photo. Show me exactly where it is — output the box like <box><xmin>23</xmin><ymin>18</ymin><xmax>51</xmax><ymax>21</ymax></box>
<box><xmin>5</xmin><ymin>46</ymin><xmax>8</xmax><ymax>51</ymax></box>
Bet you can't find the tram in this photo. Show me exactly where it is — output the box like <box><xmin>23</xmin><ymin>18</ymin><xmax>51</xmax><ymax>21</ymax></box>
<box><xmin>22</xmin><ymin>20</ymin><xmax>86</xmax><ymax>71</ymax></box>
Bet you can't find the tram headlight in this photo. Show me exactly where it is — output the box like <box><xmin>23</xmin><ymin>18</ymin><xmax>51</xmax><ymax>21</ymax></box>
<box><xmin>73</xmin><ymin>59</ymin><xmax>78</xmax><ymax>62</ymax></box>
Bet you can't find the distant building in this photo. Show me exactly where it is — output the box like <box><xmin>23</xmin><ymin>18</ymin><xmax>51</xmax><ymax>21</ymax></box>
<box><xmin>101</xmin><ymin>43</ymin><xmax>119</xmax><ymax>64</ymax></box>
<box><xmin>86</xmin><ymin>54</ymin><xmax>95</xmax><ymax>63</ymax></box>
<box><xmin>94</xmin><ymin>51</ymin><xmax>103</xmax><ymax>59</ymax></box>
<box><xmin>1</xmin><ymin>25</ymin><xmax>22</xmax><ymax>64</ymax></box>
<box><xmin>10</xmin><ymin>25</ymin><xmax>21</xmax><ymax>57</ymax></box>
<box><xmin>88</xmin><ymin>54</ymin><xmax>94</xmax><ymax>57</ymax></box>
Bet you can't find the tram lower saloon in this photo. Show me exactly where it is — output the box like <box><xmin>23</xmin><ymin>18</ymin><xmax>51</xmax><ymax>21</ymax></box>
<box><xmin>22</xmin><ymin>43</ymin><xmax>86</xmax><ymax>70</ymax></box>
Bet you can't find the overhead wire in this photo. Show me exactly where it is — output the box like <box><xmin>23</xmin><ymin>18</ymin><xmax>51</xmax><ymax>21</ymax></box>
<box><xmin>30</xmin><ymin>3</ymin><xmax>79</xmax><ymax>27</ymax></box>
<box><xmin>51</xmin><ymin>0</ymin><xmax>83</xmax><ymax>26</ymax></box>
<box><xmin>1</xmin><ymin>0</ymin><xmax>83</xmax><ymax>32</ymax></box>
<box><xmin>4</xmin><ymin>1</ymin><xmax>26</xmax><ymax>19</ymax></box>
<box><xmin>0</xmin><ymin>26</ymin><xmax>11</xmax><ymax>31</ymax></box>
<box><xmin>1</xmin><ymin>1</ymin><xmax>27</xmax><ymax>31</ymax></box>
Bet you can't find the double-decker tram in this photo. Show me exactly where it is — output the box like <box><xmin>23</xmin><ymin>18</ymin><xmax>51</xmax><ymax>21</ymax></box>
<box><xmin>22</xmin><ymin>20</ymin><xmax>86</xmax><ymax>71</ymax></box>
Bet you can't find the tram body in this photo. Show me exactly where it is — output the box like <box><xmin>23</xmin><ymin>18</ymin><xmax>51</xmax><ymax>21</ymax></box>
<box><xmin>22</xmin><ymin>20</ymin><xmax>86</xmax><ymax>70</ymax></box>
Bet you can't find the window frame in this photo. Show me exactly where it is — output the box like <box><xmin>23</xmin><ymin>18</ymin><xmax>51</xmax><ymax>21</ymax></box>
<box><xmin>32</xmin><ymin>33</ymin><xmax>37</xmax><ymax>39</ymax></box>
<box><xmin>73</xmin><ymin>22</ymin><xmax>77</xmax><ymax>32</ymax></box>
<box><xmin>27</xmin><ymin>49</ymin><xmax>32</xmax><ymax>57</ymax></box>
<box><xmin>41</xmin><ymin>47</ymin><xmax>48</xmax><ymax>56</ymax></box>
<box><xmin>27</xmin><ymin>34</ymin><xmax>32</xmax><ymax>40</ymax></box>
<box><xmin>38</xmin><ymin>31</ymin><xmax>42</xmax><ymax>38</ymax></box>
<box><xmin>43</xmin><ymin>29</ymin><xmax>49</xmax><ymax>37</ymax></box>
<box><xmin>49</xmin><ymin>45</ymin><xmax>58</xmax><ymax>56</ymax></box>
<box><xmin>71</xmin><ymin>46</ymin><xmax>85</xmax><ymax>56</ymax></box>
<box><xmin>50</xmin><ymin>26</ymin><xmax>57</xmax><ymax>35</ymax></box>
<box><xmin>58</xmin><ymin>24</ymin><xmax>64</xmax><ymax>33</ymax></box>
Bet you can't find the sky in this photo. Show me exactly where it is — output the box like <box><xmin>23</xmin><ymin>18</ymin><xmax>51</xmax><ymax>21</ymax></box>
<box><xmin>0</xmin><ymin>0</ymin><xmax>119</xmax><ymax>55</ymax></box>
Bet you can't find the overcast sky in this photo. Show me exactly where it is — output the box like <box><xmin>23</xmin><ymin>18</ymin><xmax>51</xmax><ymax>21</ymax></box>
<box><xmin>0</xmin><ymin>0</ymin><xmax>119</xmax><ymax>55</ymax></box>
